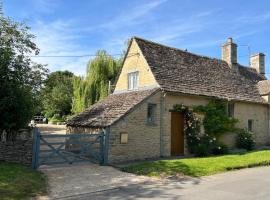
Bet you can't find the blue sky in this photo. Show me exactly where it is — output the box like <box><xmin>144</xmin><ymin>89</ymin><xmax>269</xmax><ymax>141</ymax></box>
<box><xmin>4</xmin><ymin>0</ymin><xmax>270</xmax><ymax>76</ymax></box>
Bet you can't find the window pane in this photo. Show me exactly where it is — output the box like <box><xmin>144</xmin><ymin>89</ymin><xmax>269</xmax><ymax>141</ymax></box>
<box><xmin>248</xmin><ymin>119</ymin><xmax>253</xmax><ymax>132</ymax></box>
<box><xmin>228</xmin><ymin>103</ymin><xmax>234</xmax><ymax>118</ymax></box>
<box><xmin>128</xmin><ymin>72</ymin><xmax>139</xmax><ymax>90</ymax></box>
<box><xmin>147</xmin><ymin>104</ymin><xmax>156</xmax><ymax>124</ymax></box>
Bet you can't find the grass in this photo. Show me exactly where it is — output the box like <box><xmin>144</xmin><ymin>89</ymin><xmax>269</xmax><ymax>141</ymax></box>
<box><xmin>122</xmin><ymin>150</ymin><xmax>270</xmax><ymax>177</ymax></box>
<box><xmin>0</xmin><ymin>162</ymin><xmax>47</xmax><ymax>200</ymax></box>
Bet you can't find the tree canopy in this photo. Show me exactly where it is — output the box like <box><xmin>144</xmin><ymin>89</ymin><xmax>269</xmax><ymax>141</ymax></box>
<box><xmin>41</xmin><ymin>70</ymin><xmax>75</xmax><ymax>117</ymax></box>
<box><xmin>0</xmin><ymin>17</ymin><xmax>48</xmax><ymax>131</ymax></box>
<box><xmin>72</xmin><ymin>50</ymin><xmax>122</xmax><ymax>113</ymax></box>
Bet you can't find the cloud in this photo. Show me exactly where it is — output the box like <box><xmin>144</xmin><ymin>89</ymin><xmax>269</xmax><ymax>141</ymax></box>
<box><xmin>100</xmin><ymin>0</ymin><xmax>168</xmax><ymax>30</ymax></box>
<box><xmin>31</xmin><ymin>0</ymin><xmax>58</xmax><ymax>14</ymax></box>
<box><xmin>30</xmin><ymin>20</ymin><xmax>93</xmax><ymax>76</ymax></box>
<box><xmin>237</xmin><ymin>12</ymin><xmax>270</xmax><ymax>24</ymax></box>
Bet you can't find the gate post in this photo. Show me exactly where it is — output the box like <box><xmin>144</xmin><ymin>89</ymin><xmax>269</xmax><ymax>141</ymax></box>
<box><xmin>32</xmin><ymin>128</ymin><xmax>40</xmax><ymax>170</ymax></box>
<box><xmin>99</xmin><ymin>131</ymin><xmax>104</xmax><ymax>165</ymax></box>
<box><xmin>102</xmin><ymin>127</ymin><xmax>110</xmax><ymax>165</ymax></box>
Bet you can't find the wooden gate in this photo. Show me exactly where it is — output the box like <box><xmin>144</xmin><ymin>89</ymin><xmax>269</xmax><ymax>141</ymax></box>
<box><xmin>32</xmin><ymin>128</ymin><xmax>108</xmax><ymax>170</ymax></box>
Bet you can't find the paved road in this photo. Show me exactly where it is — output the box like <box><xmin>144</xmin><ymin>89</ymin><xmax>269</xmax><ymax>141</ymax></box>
<box><xmin>59</xmin><ymin>167</ymin><xmax>270</xmax><ymax>200</ymax></box>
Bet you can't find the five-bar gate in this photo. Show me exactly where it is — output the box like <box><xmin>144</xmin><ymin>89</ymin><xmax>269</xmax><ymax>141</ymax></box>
<box><xmin>32</xmin><ymin>128</ymin><xmax>108</xmax><ymax>169</ymax></box>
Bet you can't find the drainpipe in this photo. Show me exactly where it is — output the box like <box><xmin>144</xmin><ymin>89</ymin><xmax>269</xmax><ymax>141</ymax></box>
<box><xmin>160</xmin><ymin>90</ymin><xmax>166</xmax><ymax>157</ymax></box>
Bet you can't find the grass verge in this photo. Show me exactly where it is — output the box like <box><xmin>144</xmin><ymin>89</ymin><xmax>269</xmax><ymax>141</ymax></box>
<box><xmin>0</xmin><ymin>162</ymin><xmax>47</xmax><ymax>200</ymax></box>
<box><xmin>122</xmin><ymin>150</ymin><xmax>270</xmax><ymax>177</ymax></box>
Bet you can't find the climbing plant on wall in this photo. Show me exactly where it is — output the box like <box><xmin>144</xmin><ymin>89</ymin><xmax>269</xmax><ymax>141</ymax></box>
<box><xmin>172</xmin><ymin>100</ymin><xmax>239</xmax><ymax>156</ymax></box>
<box><xmin>193</xmin><ymin>100</ymin><xmax>238</xmax><ymax>137</ymax></box>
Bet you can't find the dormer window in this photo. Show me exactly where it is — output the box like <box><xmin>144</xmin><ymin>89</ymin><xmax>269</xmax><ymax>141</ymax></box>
<box><xmin>128</xmin><ymin>71</ymin><xmax>139</xmax><ymax>90</ymax></box>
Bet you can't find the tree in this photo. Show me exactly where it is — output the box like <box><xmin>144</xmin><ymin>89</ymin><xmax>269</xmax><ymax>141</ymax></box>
<box><xmin>41</xmin><ymin>70</ymin><xmax>75</xmax><ymax>117</ymax></box>
<box><xmin>0</xmin><ymin>17</ymin><xmax>48</xmax><ymax>131</ymax></box>
<box><xmin>71</xmin><ymin>50</ymin><xmax>122</xmax><ymax>113</ymax></box>
<box><xmin>71</xmin><ymin>76</ymin><xmax>88</xmax><ymax>114</ymax></box>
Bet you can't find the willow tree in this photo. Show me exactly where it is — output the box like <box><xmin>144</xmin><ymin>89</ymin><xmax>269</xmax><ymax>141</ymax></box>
<box><xmin>86</xmin><ymin>50</ymin><xmax>120</xmax><ymax>104</ymax></box>
<box><xmin>71</xmin><ymin>76</ymin><xmax>88</xmax><ymax>114</ymax></box>
<box><xmin>72</xmin><ymin>50</ymin><xmax>122</xmax><ymax>113</ymax></box>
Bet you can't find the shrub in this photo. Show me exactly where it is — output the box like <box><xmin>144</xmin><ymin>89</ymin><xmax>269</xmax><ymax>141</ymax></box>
<box><xmin>194</xmin><ymin>144</ymin><xmax>209</xmax><ymax>157</ymax></box>
<box><xmin>211</xmin><ymin>143</ymin><xmax>229</xmax><ymax>155</ymax></box>
<box><xmin>194</xmin><ymin>134</ymin><xmax>217</xmax><ymax>157</ymax></box>
<box><xmin>236</xmin><ymin>129</ymin><xmax>255</xmax><ymax>150</ymax></box>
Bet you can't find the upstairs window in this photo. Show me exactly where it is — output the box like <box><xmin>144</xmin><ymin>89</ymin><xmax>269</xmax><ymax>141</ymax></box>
<box><xmin>228</xmin><ymin>102</ymin><xmax>235</xmax><ymax>118</ymax></box>
<box><xmin>128</xmin><ymin>71</ymin><xmax>139</xmax><ymax>90</ymax></box>
<box><xmin>147</xmin><ymin>104</ymin><xmax>156</xmax><ymax>125</ymax></box>
<box><xmin>248</xmin><ymin>119</ymin><xmax>254</xmax><ymax>132</ymax></box>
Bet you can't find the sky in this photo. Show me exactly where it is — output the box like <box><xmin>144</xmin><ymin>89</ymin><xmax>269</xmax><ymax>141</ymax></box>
<box><xmin>4</xmin><ymin>0</ymin><xmax>270</xmax><ymax>76</ymax></box>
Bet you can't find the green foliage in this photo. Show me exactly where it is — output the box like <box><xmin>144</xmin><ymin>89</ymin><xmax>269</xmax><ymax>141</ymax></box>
<box><xmin>0</xmin><ymin>17</ymin><xmax>48</xmax><ymax>131</ymax></box>
<box><xmin>172</xmin><ymin>104</ymin><xmax>200</xmax><ymax>153</ymax></box>
<box><xmin>211</xmin><ymin>143</ymin><xmax>229</xmax><ymax>155</ymax></box>
<box><xmin>41</xmin><ymin>70</ymin><xmax>74</xmax><ymax>117</ymax></box>
<box><xmin>172</xmin><ymin>102</ymin><xmax>231</xmax><ymax>157</ymax></box>
<box><xmin>71</xmin><ymin>76</ymin><xmax>88</xmax><ymax>113</ymax></box>
<box><xmin>86</xmin><ymin>50</ymin><xmax>121</xmax><ymax>104</ymax></box>
<box><xmin>71</xmin><ymin>50</ymin><xmax>122</xmax><ymax>113</ymax></box>
<box><xmin>193</xmin><ymin>100</ymin><xmax>238</xmax><ymax>137</ymax></box>
<box><xmin>236</xmin><ymin>129</ymin><xmax>255</xmax><ymax>150</ymax></box>
<box><xmin>49</xmin><ymin>115</ymin><xmax>65</xmax><ymax>123</ymax></box>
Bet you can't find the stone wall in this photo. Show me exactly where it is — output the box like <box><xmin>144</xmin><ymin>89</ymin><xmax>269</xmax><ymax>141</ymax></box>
<box><xmin>0</xmin><ymin>128</ymin><xmax>33</xmax><ymax>166</ymax></box>
<box><xmin>108</xmin><ymin>91</ymin><xmax>161</xmax><ymax>163</ymax></box>
<box><xmin>114</xmin><ymin>39</ymin><xmax>159</xmax><ymax>93</ymax></box>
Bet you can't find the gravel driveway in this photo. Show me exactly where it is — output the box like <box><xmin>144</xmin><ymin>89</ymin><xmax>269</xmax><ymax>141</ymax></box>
<box><xmin>39</xmin><ymin>163</ymin><xmax>157</xmax><ymax>199</ymax></box>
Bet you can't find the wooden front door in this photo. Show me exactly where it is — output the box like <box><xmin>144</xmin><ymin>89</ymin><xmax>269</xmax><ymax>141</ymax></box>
<box><xmin>171</xmin><ymin>112</ymin><xmax>184</xmax><ymax>156</ymax></box>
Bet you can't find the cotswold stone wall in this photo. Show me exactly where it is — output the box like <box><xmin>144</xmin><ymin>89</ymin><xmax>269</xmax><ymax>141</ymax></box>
<box><xmin>0</xmin><ymin>128</ymin><xmax>33</xmax><ymax>166</ymax></box>
<box><xmin>108</xmin><ymin>91</ymin><xmax>161</xmax><ymax>163</ymax></box>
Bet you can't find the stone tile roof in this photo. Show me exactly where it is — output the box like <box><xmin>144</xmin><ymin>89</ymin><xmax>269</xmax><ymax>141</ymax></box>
<box><xmin>134</xmin><ymin>37</ymin><xmax>266</xmax><ymax>103</ymax></box>
<box><xmin>257</xmin><ymin>80</ymin><xmax>270</xmax><ymax>95</ymax></box>
<box><xmin>66</xmin><ymin>88</ymin><xmax>159</xmax><ymax>128</ymax></box>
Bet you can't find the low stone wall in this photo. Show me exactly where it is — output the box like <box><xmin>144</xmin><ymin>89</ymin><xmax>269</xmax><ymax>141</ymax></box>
<box><xmin>0</xmin><ymin>128</ymin><xmax>33</xmax><ymax>166</ymax></box>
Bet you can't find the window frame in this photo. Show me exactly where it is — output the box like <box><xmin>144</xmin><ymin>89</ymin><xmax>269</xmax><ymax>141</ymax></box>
<box><xmin>146</xmin><ymin>103</ymin><xmax>157</xmax><ymax>125</ymax></box>
<box><xmin>248</xmin><ymin>119</ymin><xmax>254</xmax><ymax>132</ymax></box>
<box><xmin>127</xmin><ymin>71</ymin><xmax>139</xmax><ymax>90</ymax></box>
<box><xmin>227</xmin><ymin>102</ymin><xmax>235</xmax><ymax>118</ymax></box>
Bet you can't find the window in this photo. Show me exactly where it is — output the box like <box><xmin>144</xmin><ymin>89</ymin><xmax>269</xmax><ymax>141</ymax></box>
<box><xmin>228</xmin><ymin>102</ymin><xmax>235</xmax><ymax>118</ymax></box>
<box><xmin>248</xmin><ymin>119</ymin><xmax>254</xmax><ymax>132</ymax></box>
<box><xmin>147</xmin><ymin>104</ymin><xmax>156</xmax><ymax>124</ymax></box>
<box><xmin>128</xmin><ymin>71</ymin><xmax>139</xmax><ymax>90</ymax></box>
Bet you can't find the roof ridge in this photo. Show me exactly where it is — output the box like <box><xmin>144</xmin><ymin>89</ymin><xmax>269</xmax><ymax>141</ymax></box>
<box><xmin>133</xmin><ymin>36</ymin><xmax>225</xmax><ymax>63</ymax></box>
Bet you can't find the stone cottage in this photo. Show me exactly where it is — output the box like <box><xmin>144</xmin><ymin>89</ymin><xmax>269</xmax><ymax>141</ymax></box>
<box><xmin>67</xmin><ymin>37</ymin><xmax>270</xmax><ymax>163</ymax></box>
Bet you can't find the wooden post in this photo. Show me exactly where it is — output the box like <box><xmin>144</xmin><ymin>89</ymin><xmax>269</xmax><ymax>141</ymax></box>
<box><xmin>102</xmin><ymin>127</ymin><xmax>110</xmax><ymax>165</ymax></box>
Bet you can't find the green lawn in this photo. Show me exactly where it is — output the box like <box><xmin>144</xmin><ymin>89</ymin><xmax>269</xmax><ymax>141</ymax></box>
<box><xmin>0</xmin><ymin>162</ymin><xmax>47</xmax><ymax>200</ymax></box>
<box><xmin>122</xmin><ymin>150</ymin><xmax>270</xmax><ymax>177</ymax></box>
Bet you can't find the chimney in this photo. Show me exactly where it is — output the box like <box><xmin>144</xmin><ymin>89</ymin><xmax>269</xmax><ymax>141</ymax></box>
<box><xmin>222</xmin><ymin>38</ymin><xmax>238</xmax><ymax>69</ymax></box>
<box><xmin>250</xmin><ymin>53</ymin><xmax>265</xmax><ymax>75</ymax></box>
